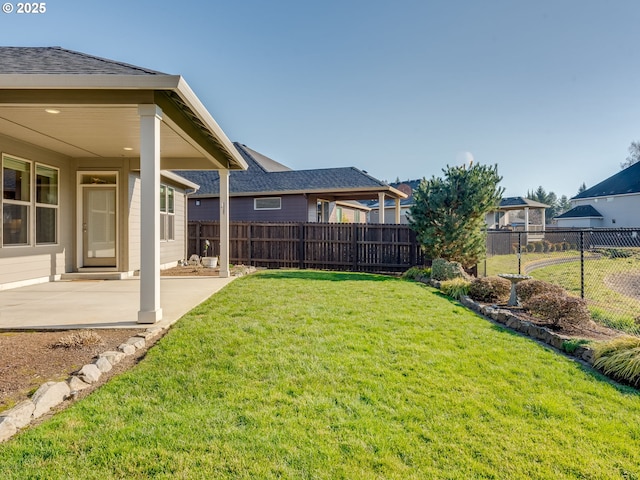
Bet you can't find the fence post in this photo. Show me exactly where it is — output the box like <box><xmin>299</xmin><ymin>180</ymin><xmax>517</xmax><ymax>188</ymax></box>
<box><xmin>299</xmin><ymin>223</ymin><xmax>305</xmax><ymax>269</ymax></box>
<box><xmin>580</xmin><ymin>231</ymin><xmax>585</xmax><ymax>299</ymax></box>
<box><xmin>351</xmin><ymin>223</ymin><xmax>358</xmax><ymax>270</ymax></box>
<box><xmin>247</xmin><ymin>223</ymin><xmax>252</xmax><ymax>265</ymax></box>
<box><xmin>518</xmin><ymin>232</ymin><xmax>522</xmax><ymax>274</ymax></box>
<box><xmin>196</xmin><ymin>221</ymin><xmax>201</xmax><ymax>257</ymax></box>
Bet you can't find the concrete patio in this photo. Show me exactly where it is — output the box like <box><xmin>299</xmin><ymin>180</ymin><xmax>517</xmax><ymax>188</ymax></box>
<box><xmin>0</xmin><ymin>276</ymin><xmax>235</xmax><ymax>330</ymax></box>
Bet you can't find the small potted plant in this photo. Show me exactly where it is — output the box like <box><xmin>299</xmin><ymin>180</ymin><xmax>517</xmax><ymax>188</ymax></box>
<box><xmin>201</xmin><ymin>239</ymin><xmax>218</xmax><ymax>268</ymax></box>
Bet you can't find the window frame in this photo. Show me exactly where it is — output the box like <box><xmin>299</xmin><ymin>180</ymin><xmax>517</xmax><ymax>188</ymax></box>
<box><xmin>2</xmin><ymin>155</ymin><xmax>60</xmax><ymax>247</ymax></box>
<box><xmin>160</xmin><ymin>184</ymin><xmax>175</xmax><ymax>241</ymax></box>
<box><xmin>254</xmin><ymin>197</ymin><xmax>282</xmax><ymax>211</ymax></box>
<box><xmin>35</xmin><ymin>163</ymin><xmax>59</xmax><ymax>245</ymax></box>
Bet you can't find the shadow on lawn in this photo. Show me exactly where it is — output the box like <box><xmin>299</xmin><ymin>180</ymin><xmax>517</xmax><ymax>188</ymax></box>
<box><xmin>253</xmin><ymin>269</ymin><xmax>397</xmax><ymax>283</ymax></box>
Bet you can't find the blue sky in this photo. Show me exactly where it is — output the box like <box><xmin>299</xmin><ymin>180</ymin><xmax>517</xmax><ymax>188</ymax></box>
<box><xmin>3</xmin><ymin>0</ymin><xmax>640</xmax><ymax>198</ymax></box>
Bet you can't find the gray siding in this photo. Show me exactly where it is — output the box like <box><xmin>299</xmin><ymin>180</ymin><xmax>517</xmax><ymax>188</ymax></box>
<box><xmin>190</xmin><ymin>195</ymin><xmax>309</xmax><ymax>222</ymax></box>
<box><xmin>0</xmin><ymin>134</ymin><xmax>74</xmax><ymax>288</ymax></box>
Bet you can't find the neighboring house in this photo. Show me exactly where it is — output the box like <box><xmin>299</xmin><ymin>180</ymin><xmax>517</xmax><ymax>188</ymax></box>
<box><xmin>0</xmin><ymin>47</ymin><xmax>246</xmax><ymax>323</ymax></box>
<box><xmin>366</xmin><ymin>179</ymin><xmax>420</xmax><ymax>224</ymax></box>
<box><xmin>554</xmin><ymin>162</ymin><xmax>640</xmax><ymax>228</ymax></box>
<box><xmin>178</xmin><ymin>143</ymin><xmax>405</xmax><ymax>224</ymax></box>
<box><xmin>486</xmin><ymin>197</ymin><xmax>549</xmax><ymax>242</ymax></box>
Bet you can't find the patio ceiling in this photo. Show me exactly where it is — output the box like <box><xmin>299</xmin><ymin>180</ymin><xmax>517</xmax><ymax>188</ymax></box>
<box><xmin>0</xmin><ymin>77</ymin><xmax>247</xmax><ymax>171</ymax></box>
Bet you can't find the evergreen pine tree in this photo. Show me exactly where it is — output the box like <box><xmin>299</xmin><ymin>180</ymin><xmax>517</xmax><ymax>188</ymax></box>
<box><xmin>408</xmin><ymin>164</ymin><xmax>503</xmax><ymax>269</ymax></box>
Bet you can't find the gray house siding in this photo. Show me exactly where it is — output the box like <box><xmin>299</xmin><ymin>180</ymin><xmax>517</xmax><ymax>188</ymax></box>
<box><xmin>0</xmin><ymin>134</ymin><xmax>74</xmax><ymax>288</ymax></box>
<box><xmin>189</xmin><ymin>194</ymin><xmax>309</xmax><ymax>222</ymax></box>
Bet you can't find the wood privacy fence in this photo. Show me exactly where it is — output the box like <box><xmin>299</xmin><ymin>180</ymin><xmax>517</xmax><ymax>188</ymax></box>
<box><xmin>188</xmin><ymin>221</ymin><xmax>426</xmax><ymax>273</ymax></box>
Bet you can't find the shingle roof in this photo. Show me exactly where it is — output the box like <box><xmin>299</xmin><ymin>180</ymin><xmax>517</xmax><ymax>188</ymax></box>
<box><xmin>574</xmin><ymin>162</ymin><xmax>640</xmax><ymax>199</ymax></box>
<box><xmin>0</xmin><ymin>46</ymin><xmax>166</xmax><ymax>75</ymax></box>
<box><xmin>554</xmin><ymin>205</ymin><xmax>603</xmax><ymax>219</ymax></box>
<box><xmin>177</xmin><ymin>143</ymin><xmax>393</xmax><ymax>196</ymax></box>
<box><xmin>363</xmin><ymin>179</ymin><xmax>421</xmax><ymax>208</ymax></box>
<box><xmin>499</xmin><ymin>197</ymin><xmax>549</xmax><ymax>208</ymax></box>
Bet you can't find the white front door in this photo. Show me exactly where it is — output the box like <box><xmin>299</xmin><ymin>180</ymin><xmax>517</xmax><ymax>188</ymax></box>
<box><xmin>82</xmin><ymin>186</ymin><xmax>117</xmax><ymax>267</ymax></box>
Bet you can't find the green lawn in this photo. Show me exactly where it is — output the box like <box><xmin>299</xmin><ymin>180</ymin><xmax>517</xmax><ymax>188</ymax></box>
<box><xmin>1</xmin><ymin>270</ymin><xmax>640</xmax><ymax>479</ymax></box>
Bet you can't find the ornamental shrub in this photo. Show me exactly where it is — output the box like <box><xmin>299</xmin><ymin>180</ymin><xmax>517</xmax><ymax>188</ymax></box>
<box><xmin>402</xmin><ymin>267</ymin><xmax>431</xmax><ymax>281</ymax></box>
<box><xmin>440</xmin><ymin>278</ymin><xmax>471</xmax><ymax>300</ymax></box>
<box><xmin>515</xmin><ymin>279</ymin><xmax>565</xmax><ymax>303</ymax></box>
<box><xmin>593</xmin><ymin>336</ymin><xmax>640</xmax><ymax>386</ymax></box>
<box><xmin>431</xmin><ymin>258</ymin><xmax>472</xmax><ymax>281</ymax></box>
<box><xmin>526</xmin><ymin>243</ymin><xmax>535</xmax><ymax>253</ymax></box>
<box><xmin>468</xmin><ymin>276</ymin><xmax>511</xmax><ymax>303</ymax></box>
<box><xmin>522</xmin><ymin>292</ymin><xmax>591</xmax><ymax>328</ymax></box>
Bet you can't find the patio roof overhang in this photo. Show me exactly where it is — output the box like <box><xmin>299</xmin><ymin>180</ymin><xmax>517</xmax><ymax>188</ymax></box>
<box><xmin>193</xmin><ymin>185</ymin><xmax>408</xmax><ymax>202</ymax></box>
<box><xmin>0</xmin><ymin>74</ymin><xmax>247</xmax><ymax>170</ymax></box>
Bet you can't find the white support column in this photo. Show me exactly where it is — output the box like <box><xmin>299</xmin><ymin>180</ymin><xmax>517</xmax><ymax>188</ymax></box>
<box><xmin>219</xmin><ymin>169</ymin><xmax>230</xmax><ymax>278</ymax></box>
<box><xmin>138</xmin><ymin>104</ymin><xmax>163</xmax><ymax>324</ymax></box>
<box><xmin>394</xmin><ymin>197</ymin><xmax>401</xmax><ymax>224</ymax></box>
<box><xmin>524</xmin><ymin>207</ymin><xmax>530</xmax><ymax>244</ymax></box>
<box><xmin>378</xmin><ymin>192</ymin><xmax>386</xmax><ymax>224</ymax></box>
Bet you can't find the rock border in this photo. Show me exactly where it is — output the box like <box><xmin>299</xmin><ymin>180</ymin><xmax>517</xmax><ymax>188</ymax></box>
<box><xmin>0</xmin><ymin>325</ymin><xmax>168</xmax><ymax>443</ymax></box>
<box><xmin>426</xmin><ymin>278</ymin><xmax>596</xmax><ymax>363</ymax></box>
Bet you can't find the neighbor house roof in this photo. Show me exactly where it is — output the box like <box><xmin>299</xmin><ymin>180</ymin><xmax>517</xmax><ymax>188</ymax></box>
<box><xmin>554</xmin><ymin>205</ymin><xmax>603</xmax><ymax>219</ymax></box>
<box><xmin>363</xmin><ymin>179</ymin><xmax>421</xmax><ymax>209</ymax></box>
<box><xmin>0</xmin><ymin>46</ymin><xmax>246</xmax><ymax>171</ymax></box>
<box><xmin>177</xmin><ymin>143</ymin><xmax>406</xmax><ymax>201</ymax></box>
<box><xmin>498</xmin><ymin>197</ymin><xmax>549</xmax><ymax>209</ymax></box>
<box><xmin>574</xmin><ymin>162</ymin><xmax>640</xmax><ymax>199</ymax></box>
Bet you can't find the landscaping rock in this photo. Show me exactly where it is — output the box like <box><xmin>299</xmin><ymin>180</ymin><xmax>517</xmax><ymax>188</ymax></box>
<box><xmin>93</xmin><ymin>356</ymin><xmax>112</xmax><ymax>373</ymax></box>
<box><xmin>125</xmin><ymin>336</ymin><xmax>145</xmax><ymax>350</ymax></box>
<box><xmin>494</xmin><ymin>309</ymin><xmax>510</xmax><ymax>324</ymax></box>
<box><xmin>118</xmin><ymin>343</ymin><xmax>136</xmax><ymax>355</ymax></box>
<box><xmin>67</xmin><ymin>376</ymin><xmax>91</xmax><ymax>392</ymax></box>
<box><xmin>77</xmin><ymin>363</ymin><xmax>102</xmax><ymax>384</ymax></box>
<box><xmin>548</xmin><ymin>334</ymin><xmax>566</xmax><ymax>350</ymax></box>
<box><xmin>137</xmin><ymin>328</ymin><xmax>163</xmax><ymax>340</ymax></box>
<box><xmin>3</xmin><ymin>400</ymin><xmax>35</xmax><ymax>429</ymax></box>
<box><xmin>0</xmin><ymin>417</ymin><xmax>17</xmax><ymax>442</ymax></box>
<box><xmin>31</xmin><ymin>381</ymin><xmax>70</xmax><ymax>418</ymax></box>
<box><xmin>99</xmin><ymin>350</ymin><xmax>125</xmax><ymax>365</ymax></box>
<box><xmin>580</xmin><ymin>347</ymin><xmax>595</xmax><ymax>364</ymax></box>
<box><xmin>506</xmin><ymin>316</ymin><xmax>521</xmax><ymax>330</ymax></box>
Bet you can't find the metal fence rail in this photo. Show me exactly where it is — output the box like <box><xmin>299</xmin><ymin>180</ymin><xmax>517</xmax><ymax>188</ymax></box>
<box><xmin>482</xmin><ymin>228</ymin><xmax>640</xmax><ymax>333</ymax></box>
<box><xmin>189</xmin><ymin>221</ymin><xmax>425</xmax><ymax>274</ymax></box>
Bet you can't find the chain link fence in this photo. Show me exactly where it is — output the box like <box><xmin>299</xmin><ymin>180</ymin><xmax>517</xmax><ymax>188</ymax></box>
<box><xmin>480</xmin><ymin>228</ymin><xmax>640</xmax><ymax>334</ymax></box>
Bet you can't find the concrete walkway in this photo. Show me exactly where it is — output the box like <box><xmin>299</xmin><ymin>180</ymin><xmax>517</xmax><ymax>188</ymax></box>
<box><xmin>0</xmin><ymin>276</ymin><xmax>235</xmax><ymax>330</ymax></box>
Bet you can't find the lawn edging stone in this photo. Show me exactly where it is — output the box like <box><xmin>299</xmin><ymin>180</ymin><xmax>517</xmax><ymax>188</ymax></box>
<box><xmin>421</xmin><ymin>277</ymin><xmax>596</xmax><ymax>366</ymax></box>
<box><xmin>0</xmin><ymin>325</ymin><xmax>171</xmax><ymax>444</ymax></box>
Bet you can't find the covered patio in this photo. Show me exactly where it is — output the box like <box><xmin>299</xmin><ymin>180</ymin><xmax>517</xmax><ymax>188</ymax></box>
<box><xmin>0</xmin><ymin>276</ymin><xmax>234</xmax><ymax>330</ymax></box>
<box><xmin>0</xmin><ymin>47</ymin><xmax>247</xmax><ymax>326</ymax></box>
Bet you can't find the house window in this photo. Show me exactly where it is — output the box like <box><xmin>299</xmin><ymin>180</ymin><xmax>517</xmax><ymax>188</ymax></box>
<box><xmin>2</xmin><ymin>155</ymin><xmax>59</xmax><ymax>247</ymax></box>
<box><xmin>160</xmin><ymin>184</ymin><xmax>175</xmax><ymax>241</ymax></box>
<box><xmin>254</xmin><ymin>197</ymin><xmax>281</xmax><ymax>210</ymax></box>
<box><xmin>336</xmin><ymin>207</ymin><xmax>343</xmax><ymax>223</ymax></box>
<box><xmin>2</xmin><ymin>156</ymin><xmax>30</xmax><ymax>245</ymax></box>
<box><xmin>35</xmin><ymin>164</ymin><xmax>59</xmax><ymax>244</ymax></box>
<box><xmin>354</xmin><ymin>210</ymin><xmax>361</xmax><ymax>223</ymax></box>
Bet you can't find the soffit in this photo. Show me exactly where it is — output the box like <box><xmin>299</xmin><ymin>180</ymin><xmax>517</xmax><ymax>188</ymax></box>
<box><xmin>0</xmin><ymin>105</ymin><xmax>204</xmax><ymax>160</ymax></box>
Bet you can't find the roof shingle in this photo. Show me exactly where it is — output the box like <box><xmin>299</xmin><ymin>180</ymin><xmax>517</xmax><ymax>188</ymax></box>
<box><xmin>178</xmin><ymin>143</ymin><xmax>392</xmax><ymax>196</ymax></box>
<box><xmin>0</xmin><ymin>47</ymin><xmax>166</xmax><ymax>75</ymax></box>
<box><xmin>574</xmin><ymin>162</ymin><xmax>640</xmax><ymax>199</ymax></box>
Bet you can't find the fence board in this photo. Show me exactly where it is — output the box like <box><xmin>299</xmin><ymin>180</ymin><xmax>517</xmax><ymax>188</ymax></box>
<box><xmin>189</xmin><ymin>221</ymin><xmax>425</xmax><ymax>273</ymax></box>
